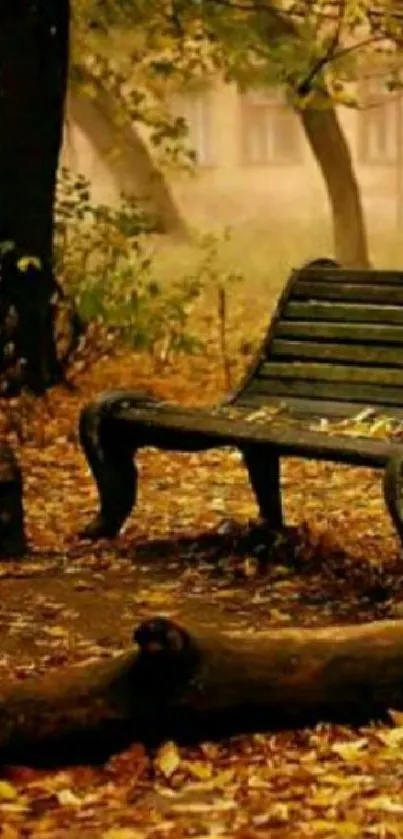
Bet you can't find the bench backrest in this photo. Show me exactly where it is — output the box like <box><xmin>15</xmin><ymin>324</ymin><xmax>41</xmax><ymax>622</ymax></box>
<box><xmin>237</xmin><ymin>261</ymin><xmax>403</xmax><ymax>418</ymax></box>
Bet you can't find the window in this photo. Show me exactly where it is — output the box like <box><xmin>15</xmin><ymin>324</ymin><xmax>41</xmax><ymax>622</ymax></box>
<box><xmin>240</xmin><ymin>88</ymin><xmax>302</xmax><ymax>165</ymax></box>
<box><xmin>358</xmin><ymin>86</ymin><xmax>399</xmax><ymax>164</ymax></box>
<box><xmin>171</xmin><ymin>91</ymin><xmax>214</xmax><ymax>167</ymax></box>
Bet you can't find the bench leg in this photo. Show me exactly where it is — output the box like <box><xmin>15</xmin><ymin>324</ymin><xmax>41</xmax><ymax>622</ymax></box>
<box><xmin>79</xmin><ymin>400</ymin><xmax>137</xmax><ymax>539</ymax></box>
<box><xmin>242</xmin><ymin>446</ymin><xmax>283</xmax><ymax>528</ymax></box>
<box><xmin>383</xmin><ymin>456</ymin><xmax>403</xmax><ymax>546</ymax></box>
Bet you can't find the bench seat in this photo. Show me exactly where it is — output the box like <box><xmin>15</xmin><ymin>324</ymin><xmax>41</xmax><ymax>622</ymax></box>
<box><xmin>107</xmin><ymin>398</ymin><xmax>399</xmax><ymax>467</ymax></box>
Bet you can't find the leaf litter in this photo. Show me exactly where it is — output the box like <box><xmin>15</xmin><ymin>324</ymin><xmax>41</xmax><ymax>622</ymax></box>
<box><xmin>0</xmin><ymin>350</ymin><xmax>403</xmax><ymax>836</ymax></box>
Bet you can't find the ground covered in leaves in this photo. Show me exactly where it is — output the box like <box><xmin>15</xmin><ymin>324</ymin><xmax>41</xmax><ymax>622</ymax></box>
<box><xmin>2</xmin><ymin>349</ymin><xmax>403</xmax><ymax>838</ymax></box>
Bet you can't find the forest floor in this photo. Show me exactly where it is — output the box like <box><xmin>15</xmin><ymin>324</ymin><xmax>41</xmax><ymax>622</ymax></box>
<box><xmin>1</xmin><ymin>342</ymin><xmax>403</xmax><ymax>838</ymax></box>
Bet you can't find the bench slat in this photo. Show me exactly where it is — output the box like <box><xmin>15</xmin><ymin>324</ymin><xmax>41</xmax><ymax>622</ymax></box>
<box><xmin>258</xmin><ymin>361</ymin><xmax>403</xmax><ymax>386</ymax></box>
<box><xmin>236</xmin><ymin>392</ymin><xmax>403</xmax><ymax>420</ymax></box>
<box><xmin>297</xmin><ymin>268</ymin><xmax>403</xmax><ymax>285</ymax></box>
<box><xmin>243</xmin><ymin>378</ymin><xmax>403</xmax><ymax>407</ymax></box>
<box><xmin>284</xmin><ymin>301</ymin><xmax>403</xmax><ymax>324</ymax></box>
<box><xmin>271</xmin><ymin>339</ymin><xmax>403</xmax><ymax>366</ymax></box>
<box><xmin>275</xmin><ymin>321</ymin><xmax>403</xmax><ymax>343</ymax></box>
<box><xmin>294</xmin><ymin>282</ymin><xmax>403</xmax><ymax>304</ymax></box>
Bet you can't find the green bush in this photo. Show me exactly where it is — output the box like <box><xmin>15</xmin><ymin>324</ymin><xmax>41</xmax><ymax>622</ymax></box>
<box><xmin>54</xmin><ymin>168</ymin><xmax>244</xmax><ymax>365</ymax></box>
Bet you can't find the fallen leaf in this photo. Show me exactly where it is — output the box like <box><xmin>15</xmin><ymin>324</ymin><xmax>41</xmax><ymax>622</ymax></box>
<box><xmin>185</xmin><ymin>760</ymin><xmax>213</xmax><ymax>781</ymax></box>
<box><xmin>155</xmin><ymin>741</ymin><xmax>181</xmax><ymax>779</ymax></box>
<box><xmin>332</xmin><ymin>738</ymin><xmax>368</xmax><ymax>760</ymax></box>
<box><xmin>0</xmin><ymin>782</ymin><xmax>18</xmax><ymax>801</ymax></box>
<box><xmin>56</xmin><ymin>788</ymin><xmax>82</xmax><ymax>807</ymax></box>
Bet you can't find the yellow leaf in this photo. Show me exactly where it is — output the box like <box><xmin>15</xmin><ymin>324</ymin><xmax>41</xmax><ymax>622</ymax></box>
<box><xmin>366</xmin><ymin>795</ymin><xmax>403</xmax><ymax>813</ymax></box>
<box><xmin>309</xmin><ymin>820</ymin><xmax>360</xmax><ymax>837</ymax></box>
<box><xmin>0</xmin><ymin>781</ymin><xmax>18</xmax><ymax>801</ymax></box>
<box><xmin>332</xmin><ymin>738</ymin><xmax>368</xmax><ymax>761</ymax></box>
<box><xmin>17</xmin><ymin>256</ymin><xmax>42</xmax><ymax>272</ymax></box>
<box><xmin>45</xmin><ymin>626</ymin><xmax>68</xmax><ymax>637</ymax></box>
<box><xmin>186</xmin><ymin>760</ymin><xmax>213</xmax><ymax>780</ymax></box>
<box><xmin>56</xmin><ymin>788</ymin><xmax>82</xmax><ymax>807</ymax></box>
<box><xmin>378</xmin><ymin>726</ymin><xmax>403</xmax><ymax>747</ymax></box>
<box><xmin>213</xmin><ymin>768</ymin><xmax>235</xmax><ymax>787</ymax></box>
<box><xmin>155</xmin><ymin>741</ymin><xmax>181</xmax><ymax>778</ymax></box>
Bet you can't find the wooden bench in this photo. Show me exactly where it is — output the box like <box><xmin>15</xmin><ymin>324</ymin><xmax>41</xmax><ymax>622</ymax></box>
<box><xmin>78</xmin><ymin>258</ymin><xmax>403</xmax><ymax>546</ymax></box>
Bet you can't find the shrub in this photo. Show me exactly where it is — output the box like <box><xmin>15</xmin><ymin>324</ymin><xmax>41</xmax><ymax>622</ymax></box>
<box><xmin>54</xmin><ymin>168</ymin><xmax>244</xmax><ymax>367</ymax></box>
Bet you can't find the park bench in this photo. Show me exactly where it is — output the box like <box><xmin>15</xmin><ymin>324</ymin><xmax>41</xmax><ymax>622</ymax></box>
<box><xmin>79</xmin><ymin>258</ymin><xmax>403</xmax><ymax>546</ymax></box>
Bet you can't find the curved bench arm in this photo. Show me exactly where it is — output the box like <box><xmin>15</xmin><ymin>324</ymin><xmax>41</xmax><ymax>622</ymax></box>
<box><xmin>78</xmin><ymin>391</ymin><xmax>141</xmax><ymax>539</ymax></box>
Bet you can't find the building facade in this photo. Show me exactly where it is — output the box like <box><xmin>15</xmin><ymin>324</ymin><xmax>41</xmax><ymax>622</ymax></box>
<box><xmin>62</xmin><ymin>80</ymin><xmax>403</xmax><ymax>230</ymax></box>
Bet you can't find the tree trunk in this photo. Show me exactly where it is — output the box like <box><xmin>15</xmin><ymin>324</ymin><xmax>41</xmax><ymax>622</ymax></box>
<box><xmin>2</xmin><ymin>616</ymin><xmax>403</xmax><ymax>767</ymax></box>
<box><xmin>253</xmin><ymin>3</ymin><xmax>370</xmax><ymax>268</ymax></box>
<box><xmin>0</xmin><ymin>445</ymin><xmax>26</xmax><ymax>558</ymax></box>
<box><xmin>67</xmin><ymin>73</ymin><xmax>188</xmax><ymax>239</ymax></box>
<box><xmin>0</xmin><ymin>2</ymin><xmax>70</xmax><ymax>393</ymax></box>
<box><xmin>299</xmin><ymin>103</ymin><xmax>370</xmax><ymax>268</ymax></box>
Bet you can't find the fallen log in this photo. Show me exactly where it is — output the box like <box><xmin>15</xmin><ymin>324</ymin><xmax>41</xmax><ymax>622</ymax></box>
<box><xmin>2</xmin><ymin>616</ymin><xmax>403</xmax><ymax>766</ymax></box>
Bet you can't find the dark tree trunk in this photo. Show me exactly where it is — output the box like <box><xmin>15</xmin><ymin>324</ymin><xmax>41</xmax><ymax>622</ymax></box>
<box><xmin>299</xmin><ymin>102</ymin><xmax>370</xmax><ymax>268</ymax></box>
<box><xmin>0</xmin><ymin>2</ymin><xmax>70</xmax><ymax>393</ymax></box>
<box><xmin>0</xmin><ymin>445</ymin><xmax>26</xmax><ymax>558</ymax></box>
<box><xmin>2</xmin><ymin>617</ymin><xmax>403</xmax><ymax>767</ymax></box>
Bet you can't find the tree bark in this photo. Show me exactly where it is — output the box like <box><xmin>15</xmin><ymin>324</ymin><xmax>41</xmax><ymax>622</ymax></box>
<box><xmin>0</xmin><ymin>445</ymin><xmax>26</xmax><ymax>558</ymax></box>
<box><xmin>252</xmin><ymin>3</ymin><xmax>370</xmax><ymax>268</ymax></box>
<box><xmin>299</xmin><ymin>103</ymin><xmax>370</xmax><ymax>268</ymax></box>
<box><xmin>2</xmin><ymin>616</ymin><xmax>403</xmax><ymax>767</ymax></box>
<box><xmin>0</xmin><ymin>3</ymin><xmax>69</xmax><ymax>259</ymax></box>
<box><xmin>68</xmin><ymin>73</ymin><xmax>188</xmax><ymax>239</ymax></box>
<box><xmin>0</xmin><ymin>2</ymin><xmax>70</xmax><ymax>393</ymax></box>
